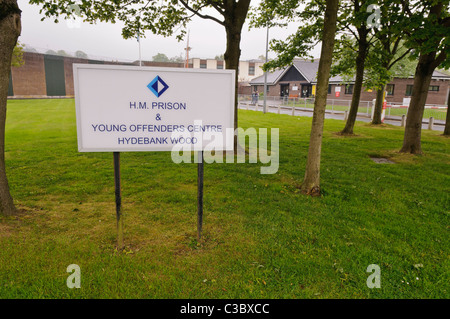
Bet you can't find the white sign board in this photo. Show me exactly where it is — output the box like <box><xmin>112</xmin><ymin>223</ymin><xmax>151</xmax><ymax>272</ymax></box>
<box><xmin>74</xmin><ymin>64</ymin><xmax>235</xmax><ymax>152</ymax></box>
<box><xmin>335</xmin><ymin>86</ymin><xmax>341</xmax><ymax>93</ymax></box>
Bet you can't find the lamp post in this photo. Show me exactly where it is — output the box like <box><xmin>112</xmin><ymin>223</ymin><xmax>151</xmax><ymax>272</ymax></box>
<box><xmin>263</xmin><ymin>26</ymin><xmax>269</xmax><ymax>114</ymax></box>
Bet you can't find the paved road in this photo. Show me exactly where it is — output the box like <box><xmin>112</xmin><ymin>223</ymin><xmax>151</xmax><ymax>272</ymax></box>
<box><xmin>239</xmin><ymin>102</ymin><xmax>445</xmax><ymax>132</ymax></box>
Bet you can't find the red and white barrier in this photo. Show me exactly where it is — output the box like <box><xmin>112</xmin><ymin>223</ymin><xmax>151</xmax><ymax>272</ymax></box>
<box><xmin>381</xmin><ymin>101</ymin><xmax>387</xmax><ymax>123</ymax></box>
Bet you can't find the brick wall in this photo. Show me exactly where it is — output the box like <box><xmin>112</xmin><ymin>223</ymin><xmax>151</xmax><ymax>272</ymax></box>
<box><xmin>140</xmin><ymin>61</ymin><xmax>191</xmax><ymax>68</ymax></box>
<box><xmin>64</xmin><ymin>57</ymin><xmax>89</xmax><ymax>96</ymax></box>
<box><xmin>328</xmin><ymin>79</ymin><xmax>449</xmax><ymax>105</ymax></box>
<box><xmin>11</xmin><ymin>52</ymin><xmax>47</xmax><ymax>97</ymax></box>
<box><xmin>251</xmin><ymin>84</ymin><xmax>287</xmax><ymax>97</ymax></box>
<box><xmin>8</xmin><ymin>54</ymin><xmax>193</xmax><ymax>98</ymax></box>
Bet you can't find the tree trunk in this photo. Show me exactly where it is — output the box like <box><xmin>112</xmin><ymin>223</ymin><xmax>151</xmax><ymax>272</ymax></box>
<box><xmin>300</xmin><ymin>0</ymin><xmax>339</xmax><ymax>196</ymax></box>
<box><xmin>341</xmin><ymin>32</ymin><xmax>368</xmax><ymax>135</ymax></box>
<box><xmin>371</xmin><ymin>86</ymin><xmax>385</xmax><ymax>125</ymax></box>
<box><xmin>444</xmin><ymin>89</ymin><xmax>450</xmax><ymax>136</ymax></box>
<box><xmin>0</xmin><ymin>0</ymin><xmax>21</xmax><ymax>216</ymax></box>
<box><xmin>224</xmin><ymin>27</ymin><xmax>241</xmax><ymax>151</ymax></box>
<box><xmin>399</xmin><ymin>52</ymin><xmax>436</xmax><ymax>154</ymax></box>
<box><xmin>223</xmin><ymin>0</ymin><xmax>250</xmax><ymax>152</ymax></box>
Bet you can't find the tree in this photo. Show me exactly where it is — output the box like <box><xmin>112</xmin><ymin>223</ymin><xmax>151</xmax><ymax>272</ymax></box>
<box><xmin>170</xmin><ymin>53</ymin><xmax>184</xmax><ymax>63</ymax></box>
<box><xmin>333</xmin><ymin>1</ymin><xmax>420</xmax><ymax>131</ymax></box>
<box><xmin>367</xmin><ymin>44</ymin><xmax>413</xmax><ymax>124</ymax></box>
<box><xmin>362</xmin><ymin>1</ymin><xmax>413</xmax><ymax>124</ymax></box>
<box><xmin>75</xmin><ymin>50</ymin><xmax>88</xmax><ymax>59</ymax></box>
<box><xmin>0</xmin><ymin>0</ymin><xmax>21</xmax><ymax>216</ymax></box>
<box><xmin>11</xmin><ymin>41</ymin><xmax>24</xmax><ymax>67</ymax></box>
<box><xmin>398</xmin><ymin>0</ymin><xmax>449</xmax><ymax>154</ymax></box>
<box><xmin>332</xmin><ymin>37</ymin><xmax>415</xmax><ymax>125</ymax></box>
<box><xmin>45</xmin><ymin>49</ymin><xmax>57</xmax><ymax>55</ymax></box>
<box><xmin>57</xmin><ymin>49</ymin><xmax>71</xmax><ymax>56</ymax></box>
<box><xmin>152</xmin><ymin>52</ymin><xmax>170</xmax><ymax>62</ymax></box>
<box><xmin>256</xmin><ymin>0</ymin><xmax>376</xmax><ymax>135</ymax></box>
<box><xmin>338</xmin><ymin>0</ymin><xmax>375</xmax><ymax>135</ymax></box>
<box><xmin>301</xmin><ymin>0</ymin><xmax>339</xmax><ymax>195</ymax></box>
<box><xmin>251</xmin><ymin>0</ymin><xmax>339</xmax><ymax>195</ymax></box>
<box><xmin>251</xmin><ymin>0</ymin><xmax>321</xmax><ymax>70</ymax></box>
<box><xmin>176</xmin><ymin>1</ymin><xmax>251</xmax><ymax>149</ymax></box>
<box><xmin>24</xmin><ymin>44</ymin><xmax>37</xmax><ymax>53</ymax></box>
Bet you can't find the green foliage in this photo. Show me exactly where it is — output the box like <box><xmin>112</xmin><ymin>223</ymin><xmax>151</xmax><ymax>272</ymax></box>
<box><xmin>327</xmin><ymin>1</ymin><xmax>419</xmax><ymax>90</ymax></box>
<box><xmin>24</xmin><ymin>45</ymin><xmax>38</xmax><ymax>53</ymax></box>
<box><xmin>331</xmin><ymin>37</ymin><xmax>416</xmax><ymax>90</ymax></box>
<box><xmin>392</xmin><ymin>0</ymin><xmax>450</xmax><ymax>69</ymax></box>
<box><xmin>330</xmin><ymin>35</ymin><xmax>358</xmax><ymax>83</ymax></box>
<box><xmin>11</xmin><ymin>42</ymin><xmax>24</xmax><ymax>67</ymax></box>
<box><xmin>57</xmin><ymin>49</ymin><xmax>71</xmax><ymax>57</ymax></box>
<box><xmin>170</xmin><ymin>53</ymin><xmax>184</xmax><ymax>63</ymax></box>
<box><xmin>250</xmin><ymin>0</ymin><xmax>324</xmax><ymax>71</ymax></box>
<box><xmin>45</xmin><ymin>49</ymin><xmax>57</xmax><ymax>55</ymax></box>
<box><xmin>75</xmin><ymin>50</ymin><xmax>88</xmax><ymax>59</ymax></box>
<box><xmin>29</xmin><ymin>0</ymin><xmax>189</xmax><ymax>41</ymax></box>
<box><xmin>152</xmin><ymin>52</ymin><xmax>170</xmax><ymax>62</ymax></box>
<box><xmin>28</xmin><ymin>0</ymin><xmax>250</xmax><ymax>45</ymax></box>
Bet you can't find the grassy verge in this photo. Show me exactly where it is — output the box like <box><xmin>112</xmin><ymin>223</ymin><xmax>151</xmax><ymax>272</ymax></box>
<box><xmin>0</xmin><ymin>98</ymin><xmax>448</xmax><ymax>299</ymax></box>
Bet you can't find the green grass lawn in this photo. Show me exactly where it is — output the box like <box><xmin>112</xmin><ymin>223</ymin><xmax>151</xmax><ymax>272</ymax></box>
<box><xmin>0</xmin><ymin>98</ymin><xmax>449</xmax><ymax>299</ymax></box>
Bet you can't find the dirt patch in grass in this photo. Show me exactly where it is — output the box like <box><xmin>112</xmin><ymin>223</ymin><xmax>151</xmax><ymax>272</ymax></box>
<box><xmin>365</xmin><ymin>123</ymin><xmax>396</xmax><ymax>130</ymax></box>
<box><xmin>369</xmin><ymin>157</ymin><xmax>396</xmax><ymax>164</ymax></box>
<box><xmin>368</xmin><ymin>150</ymin><xmax>429</xmax><ymax>165</ymax></box>
<box><xmin>0</xmin><ymin>223</ymin><xmax>14</xmax><ymax>238</ymax></box>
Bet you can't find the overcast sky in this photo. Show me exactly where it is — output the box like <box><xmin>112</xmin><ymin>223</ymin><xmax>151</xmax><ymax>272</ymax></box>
<box><xmin>18</xmin><ymin>0</ymin><xmax>320</xmax><ymax>63</ymax></box>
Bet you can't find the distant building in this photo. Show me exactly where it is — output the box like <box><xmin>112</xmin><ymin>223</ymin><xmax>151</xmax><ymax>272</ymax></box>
<box><xmin>7</xmin><ymin>52</ymin><xmax>265</xmax><ymax>98</ymax></box>
<box><xmin>247</xmin><ymin>59</ymin><xmax>450</xmax><ymax>106</ymax></box>
<box><xmin>9</xmin><ymin>53</ymin><xmax>448</xmax><ymax>105</ymax></box>
<box><xmin>190</xmin><ymin>58</ymin><xmax>265</xmax><ymax>82</ymax></box>
<box><xmin>7</xmin><ymin>51</ymin><xmax>192</xmax><ymax>98</ymax></box>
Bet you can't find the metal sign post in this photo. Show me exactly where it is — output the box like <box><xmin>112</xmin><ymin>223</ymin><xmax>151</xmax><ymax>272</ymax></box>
<box><xmin>113</xmin><ymin>152</ymin><xmax>124</xmax><ymax>250</ymax></box>
<box><xmin>197</xmin><ymin>151</ymin><xmax>204</xmax><ymax>240</ymax></box>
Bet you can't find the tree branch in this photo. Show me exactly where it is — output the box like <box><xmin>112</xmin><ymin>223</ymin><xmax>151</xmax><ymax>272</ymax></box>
<box><xmin>387</xmin><ymin>47</ymin><xmax>412</xmax><ymax>70</ymax></box>
<box><xmin>343</xmin><ymin>24</ymin><xmax>360</xmax><ymax>42</ymax></box>
<box><xmin>206</xmin><ymin>1</ymin><xmax>225</xmax><ymax>16</ymax></box>
<box><xmin>441</xmin><ymin>16</ymin><xmax>450</xmax><ymax>28</ymax></box>
<box><xmin>179</xmin><ymin>0</ymin><xmax>225</xmax><ymax>26</ymax></box>
<box><xmin>431</xmin><ymin>49</ymin><xmax>447</xmax><ymax>70</ymax></box>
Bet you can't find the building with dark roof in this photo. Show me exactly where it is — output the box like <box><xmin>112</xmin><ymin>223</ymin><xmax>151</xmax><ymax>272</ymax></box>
<box><xmin>247</xmin><ymin>59</ymin><xmax>450</xmax><ymax>106</ymax></box>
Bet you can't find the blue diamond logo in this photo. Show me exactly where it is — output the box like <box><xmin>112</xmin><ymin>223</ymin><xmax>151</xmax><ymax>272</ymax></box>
<box><xmin>147</xmin><ymin>76</ymin><xmax>169</xmax><ymax>98</ymax></box>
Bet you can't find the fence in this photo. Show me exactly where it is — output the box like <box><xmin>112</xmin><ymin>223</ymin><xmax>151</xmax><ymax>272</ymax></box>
<box><xmin>238</xmin><ymin>95</ymin><xmax>448</xmax><ymax>121</ymax></box>
<box><xmin>385</xmin><ymin>102</ymin><xmax>447</xmax><ymax>121</ymax></box>
<box><xmin>239</xmin><ymin>95</ymin><xmax>373</xmax><ymax>116</ymax></box>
